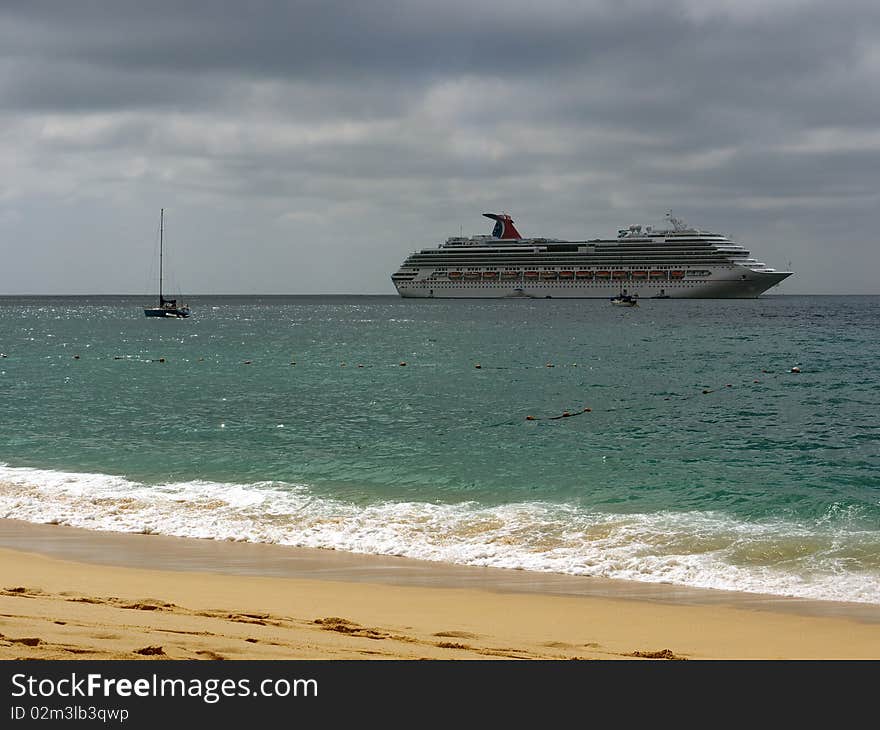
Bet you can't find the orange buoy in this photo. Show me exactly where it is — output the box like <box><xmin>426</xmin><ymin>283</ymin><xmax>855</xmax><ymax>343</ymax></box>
<box><xmin>526</xmin><ymin>415</ymin><xmax>536</xmax><ymax>421</ymax></box>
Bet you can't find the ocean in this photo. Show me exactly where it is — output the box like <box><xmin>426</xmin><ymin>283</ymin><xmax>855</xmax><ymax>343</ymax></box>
<box><xmin>0</xmin><ymin>294</ymin><xmax>878</xmax><ymax>604</ymax></box>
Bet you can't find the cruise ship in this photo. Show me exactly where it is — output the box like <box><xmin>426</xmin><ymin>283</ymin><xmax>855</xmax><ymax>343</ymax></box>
<box><xmin>391</xmin><ymin>212</ymin><xmax>792</xmax><ymax>299</ymax></box>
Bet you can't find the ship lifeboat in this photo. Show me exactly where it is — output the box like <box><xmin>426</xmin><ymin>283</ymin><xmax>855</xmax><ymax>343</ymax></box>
<box><xmin>595</xmin><ymin>271</ymin><xmax>611</xmax><ymax>278</ymax></box>
<box><xmin>448</xmin><ymin>271</ymin><xmax>462</xmax><ymax>279</ymax></box>
<box><xmin>670</xmin><ymin>271</ymin><xmax>685</xmax><ymax>279</ymax></box>
<box><xmin>631</xmin><ymin>271</ymin><xmax>648</xmax><ymax>279</ymax></box>
<box><xmin>575</xmin><ymin>271</ymin><xmax>593</xmax><ymax>279</ymax></box>
<box><xmin>464</xmin><ymin>272</ymin><xmax>481</xmax><ymax>279</ymax></box>
<box><xmin>540</xmin><ymin>271</ymin><xmax>558</xmax><ymax>279</ymax></box>
<box><xmin>612</xmin><ymin>271</ymin><xmax>628</xmax><ymax>280</ymax></box>
<box><xmin>559</xmin><ymin>271</ymin><xmax>574</xmax><ymax>279</ymax></box>
<box><xmin>483</xmin><ymin>271</ymin><xmax>498</xmax><ymax>279</ymax></box>
<box><xmin>649</xmin><ymin>271</ymin><xmax>666</xmax><ymax>279</ymax></box>
<box><xmin>524</xmin><ymin>271</ymin><xmax>539</xmax><ymax>279</ymax></box>
<box><xmin>501</xmin><ymin>271</ymin><xmax>521</xmax><ymax>279</ymax></box>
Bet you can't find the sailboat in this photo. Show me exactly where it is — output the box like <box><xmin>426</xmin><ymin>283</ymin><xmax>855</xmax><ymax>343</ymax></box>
<box><xmin>144</xmin><ymin>208</ymin><xmax>191</xmax><ymax>318</ymax></box>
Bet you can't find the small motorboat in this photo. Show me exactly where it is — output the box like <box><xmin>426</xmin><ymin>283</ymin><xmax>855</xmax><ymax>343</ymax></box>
<box><xmin>610</xmin><ymin>292</ymin><xmax>639</xmax><ymax>307</ymax></box>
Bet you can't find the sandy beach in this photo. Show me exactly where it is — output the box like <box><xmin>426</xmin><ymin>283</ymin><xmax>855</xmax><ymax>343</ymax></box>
<box><xmin>0</xmin><ymin>519</ymin><xmax>878</xmax><ymax>660</ymax></box>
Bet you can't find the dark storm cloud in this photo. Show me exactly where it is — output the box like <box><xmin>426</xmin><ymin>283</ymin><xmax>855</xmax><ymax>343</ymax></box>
<box><xmin>3</xmin><ymin>1</ymin><xmax>876</xmax><ymax>140</ymax></box>
<box><xmin>1</xmin><ymin>1</ymin><xmax>605</xmax><ymax>95</ymax></box>
<box><xmin>0</xmin><ymin>1</ymin><xmax>879</xmax><ymax>294</ymax></box>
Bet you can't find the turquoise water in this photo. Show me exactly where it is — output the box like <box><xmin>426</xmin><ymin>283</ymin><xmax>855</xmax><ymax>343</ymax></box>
<box><xmin>1</xmin><ymin>295</ymin><xmax>878</xmax><ymax>602</ymax></box>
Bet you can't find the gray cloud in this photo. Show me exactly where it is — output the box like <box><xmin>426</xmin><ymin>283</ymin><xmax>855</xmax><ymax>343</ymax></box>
<box><xmin>1</xmin><ymin>0</ymin><xmax>879</xmax><ymax>294</ymax></box>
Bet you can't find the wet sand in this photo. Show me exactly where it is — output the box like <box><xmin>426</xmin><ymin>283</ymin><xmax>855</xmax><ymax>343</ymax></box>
<box><xmin>1</xmin><ymin>519</ymin><xmax>878</xmax><ymax>660</ymax></box>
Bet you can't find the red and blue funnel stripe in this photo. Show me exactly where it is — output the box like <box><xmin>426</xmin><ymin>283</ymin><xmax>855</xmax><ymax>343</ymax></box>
<box><xmin>483</xmin><ymin>213</ymin><xmax>522</xmax><ymax>240</ymax></box>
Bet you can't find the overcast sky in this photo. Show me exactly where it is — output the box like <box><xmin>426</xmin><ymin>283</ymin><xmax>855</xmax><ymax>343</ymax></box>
<box><xmin>1</xmin><ymin>0</ymin><xmax>877</xmax><ymax>295</ymax></box>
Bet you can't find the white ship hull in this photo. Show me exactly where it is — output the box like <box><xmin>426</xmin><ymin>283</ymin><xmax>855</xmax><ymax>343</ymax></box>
<box><xmin>394</xmin><ymin>268</ymin><xmax>789</xmax><ymax>299</ymax></box>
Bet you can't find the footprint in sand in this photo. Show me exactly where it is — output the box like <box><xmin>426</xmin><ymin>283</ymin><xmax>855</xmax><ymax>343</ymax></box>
<box><xmin>436</xmin><ymin>641</ymin><xmax>473</xmax><ymax>650</ymax></box>
<box><xmin>133</xmin><ymin>645</ymin><xmax>165</xmax><ymax>656</ymax></box>
<box><xmin>196</xmin><ymin>650</ymin><xmax>226</xmax><ymax>660</ymax></box>
<box><xmin>314</xmin><ymin>617</ymin><xmax>388</xmax><ymax>640</ymax></box>
<box><xmin>433</xmin><ymin>630</ymin><xmax>479</xmax><ymax>640</ymax></box>
<box><xmin>627</xmin><ymin>648</ymin><xmax>686</xmax><ymax>660</ymax></box>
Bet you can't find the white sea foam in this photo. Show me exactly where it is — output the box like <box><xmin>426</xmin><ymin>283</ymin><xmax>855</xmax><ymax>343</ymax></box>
<box><xmin>1</xmin><ymin>464</ymin><xmax>878</xmax><ymax>604</ymax></box>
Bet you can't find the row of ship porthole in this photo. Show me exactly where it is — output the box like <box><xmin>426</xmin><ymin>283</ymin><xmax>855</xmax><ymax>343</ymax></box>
<box><xmin>413</xmin><ymin>281</ymin><xmax>703</xmax><ymax>287</ymax></box>
<box><xmin>429</xmin><ymin>271</ymin><xmax>711</xmax><ymax>281</ymax></box>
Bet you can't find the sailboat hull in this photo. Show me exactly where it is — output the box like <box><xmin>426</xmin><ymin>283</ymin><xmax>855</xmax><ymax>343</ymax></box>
<box><xmin>144</xmin><ymin>306</ymin><xmax>190</xmax><ymax>318</ymax></box>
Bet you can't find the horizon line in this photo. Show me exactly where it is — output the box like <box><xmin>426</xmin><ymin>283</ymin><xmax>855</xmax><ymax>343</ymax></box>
<box><xmin>0</xmin><ymin>292</ymin><xmax>874</xmax><ymax>298</ymax></box>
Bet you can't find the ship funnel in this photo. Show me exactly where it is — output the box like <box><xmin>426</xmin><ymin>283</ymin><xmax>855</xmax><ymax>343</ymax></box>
<box><xmin>482</xmin><ymin>213</ymin><xmax>522</xmax><ymax>240</ymax></box>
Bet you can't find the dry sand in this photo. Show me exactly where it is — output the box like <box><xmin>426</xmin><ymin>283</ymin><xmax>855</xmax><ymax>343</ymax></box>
<box><xmin>0</xmin><ymin>520</ymin><xmax>878</xmax><ymax>660</ymax></box>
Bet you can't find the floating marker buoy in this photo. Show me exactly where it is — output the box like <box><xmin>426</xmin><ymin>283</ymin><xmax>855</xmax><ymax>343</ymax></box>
<box><xmin>158</xmin><ymin>357</ymin><xmax>165</xmax><ymax>363</ymax></box>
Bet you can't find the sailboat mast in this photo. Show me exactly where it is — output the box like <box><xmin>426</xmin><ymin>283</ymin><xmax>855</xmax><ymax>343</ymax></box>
<box><xmin>159</xmin><ymin>208</ymin><xmax>164</xmax><ymax>303</ymax></box>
